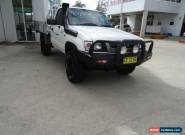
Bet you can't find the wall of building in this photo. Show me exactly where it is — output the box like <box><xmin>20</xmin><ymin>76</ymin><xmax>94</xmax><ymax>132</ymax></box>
<box><xmin>32</xmin><ymin>0</ymin><xmax>50</xmax><ymax>42</ymax></box>
<box><xmin>0</xmin><ymin>0</ymin><xmax>52</xmax><ymax>42</ymax></box>
<box><xmin>145</xmin><ymin>12</ymin><xmax>185</xmax><ymax>36</ymax></box>
<box><xmin>107</xmin><ymin>0</ymin><xmax>182</xmax><ymax>15</ymax></box>
<box><xmin>0</xmin><ymin>0</ymin><xmax>17</xmax><ymax>42</ymax></box>
<box><xmin>150</xmin><ymin>0</ymin><xmax>185</xmax><ymax>36</ymax></box>
<box><xmin>145</xmin><ymin>13</ymin><xmax>174</xmax><ymax>34</ymax></box>
<box><xmin>145</xmin><ymin>0</ymin><xmax>181</xmax><ymax>14</ymax></box>
<box><xmin>125</xmin><ymin>12</ymin><xmax>183</xmax><ymax>36</ymax></box>
<box><xmin>107</xmin><ymin>0</ymin><xmax>185</xmax><ymax>36</ymax></box>
<box><xmin>32</xmin><ymin>0</ymin><xmax>49</xmax><ymax>22</ymax></box>
<box><xmin>174</xmin><ymin>0</ymin><xmax>185</xmax><ymax>36</ymax></box>
<box><xmin>158</xmin><ymin>14</ymin><xmax>178</xmax><ymax>35</ymax></box>
<box><xmin>107</xmin><ymin>0</ymin><xmax>145</xmax><ymax>15</ymax></box>
<box><xmin>0</xmin><ymin>7</ymin><xmax>5</xmax><ymax>42</ymax></box>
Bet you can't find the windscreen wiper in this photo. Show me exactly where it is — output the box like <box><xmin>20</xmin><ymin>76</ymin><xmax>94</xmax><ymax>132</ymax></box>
<box><xmin>79</xmin><ymin>23</ymin><xmax>98</xmax><ymax>26</ymax></box>
<box><xmin>101</xmin><ymin>25</ymin><xmax>113</xmax><ymax>28</ymax></box>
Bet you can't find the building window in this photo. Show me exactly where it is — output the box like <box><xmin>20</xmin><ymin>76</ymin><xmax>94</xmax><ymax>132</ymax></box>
<box><xmin>158</xmin><ymin>21</ymin><xmax>162</xmax><ymax>26</ymax></box>
<box><xmin>163</xmin><ymin>0</ymin><xmax>181</xmax><ymax>3</ymax></box>
<box><xmin>147</xmin><ymin>15</ymin><xmax>154</xmax><ymax>26</ymax></box>
<box><xmin>109</xmin><ymin>0</ymin><xmax>136</xmax><ymax>6</ymax></box>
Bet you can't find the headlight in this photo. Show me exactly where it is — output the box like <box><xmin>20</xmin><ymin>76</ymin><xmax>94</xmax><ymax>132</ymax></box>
<box><xmin>133</xmin><ymin>45</ymin><xmax>139</xmax><ymax>54</ymax></box>
<box><xmin>84</xmin><ymin>41</ymin><xmax>93</xmax><ymax>52</ymax></box>
<box><xmin>94</xmin><ymin>43</ymin><xmax>102</xmax><ymax>51</ymax></box>
<box><xmin>121</xmin><ymin>46</ymin><xmax>127</xmax><ymax>54</ymax></box>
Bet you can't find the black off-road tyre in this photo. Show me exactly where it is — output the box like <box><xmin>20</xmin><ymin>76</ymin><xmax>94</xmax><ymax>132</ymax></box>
<box><xmin>40</xmin><ymin>33</ymin><xmax>51</xmax><ymax>56</ymax></box>
<box><xmin>65</xmin><ymin>49</ymin><xmax>84</xmax><ymax>83</ymax></box>
<box><xmin>116</xmin><ymin>66</ymin><xmax>136</xmax><ymax>75</ymax></box>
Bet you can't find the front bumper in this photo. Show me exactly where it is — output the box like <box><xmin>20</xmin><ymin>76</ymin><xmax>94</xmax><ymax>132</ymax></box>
<box><xmin>78</xmin><ymin>40</ymin><xmax>153</xmax><ymax>70</ymax></box>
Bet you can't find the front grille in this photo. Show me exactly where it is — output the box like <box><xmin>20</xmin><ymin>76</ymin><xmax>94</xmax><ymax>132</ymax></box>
<box><xmin>107</xmin><ymin>42</ymin><xmax>121</xmax><ymax>53</ymax></box>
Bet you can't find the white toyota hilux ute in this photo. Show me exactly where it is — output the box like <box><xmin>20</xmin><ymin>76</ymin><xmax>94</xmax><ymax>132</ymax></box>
<box><xmin>39</xmin><ymin>3</ymin><xmax>153</xmax><ymax>83</ymax></box>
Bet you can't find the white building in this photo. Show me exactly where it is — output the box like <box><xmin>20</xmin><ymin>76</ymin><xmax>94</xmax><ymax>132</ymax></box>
<box><xmin>107</xmin><ymin>0</ymin><xmax>185</xmax><ymax>37</ymax></box>
<box><xmin>0</xmin><ymin>0</ymin><xmax>55</xmax><ymax>43</ymax></box>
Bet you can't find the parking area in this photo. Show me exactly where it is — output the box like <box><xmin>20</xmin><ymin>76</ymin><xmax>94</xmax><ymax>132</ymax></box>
<box><xmin>0</xmin><ymin>39</ymin><xmax>185</xmax><ymax>135</ymax></box>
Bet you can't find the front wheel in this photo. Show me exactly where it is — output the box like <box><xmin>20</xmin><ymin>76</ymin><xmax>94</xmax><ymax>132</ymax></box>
<box><xmin>116</xmin><ymin>66</ymin><xmax>136</xmax><ymax>75</ymax></box>
<box><xmin>65</xmin><ymin>49</ymin><xmax>84</xmax><ymax>83</ymax></box>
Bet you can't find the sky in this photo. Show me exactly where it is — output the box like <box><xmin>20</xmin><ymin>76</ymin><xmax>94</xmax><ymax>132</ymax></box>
<box><xmin>62</xmin><ymin>0</ymin><xmax>99</xmax><ymax>10</ymax></box>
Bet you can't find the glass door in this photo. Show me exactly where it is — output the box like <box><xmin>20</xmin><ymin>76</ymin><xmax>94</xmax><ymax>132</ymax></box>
<box><xmin>12</xmin><ymin>0</ymin><xmax>35</xmax><ymax>41</ymax></box>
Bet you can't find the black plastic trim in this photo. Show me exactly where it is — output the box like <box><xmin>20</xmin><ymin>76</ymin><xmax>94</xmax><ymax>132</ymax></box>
<box><xmin>78</xmin><ymin>40</ymin><xmax>154</xmax><ymax>70</ymax></box>
<box><xmin>76</xmin><ymin>40</ymin><xmax>153</xmax><ymax>71</ymax></box>
<box><xmin>62</xmin><ymin>3</ymin><xmax>78</xmax><ymax>37</ymax></box>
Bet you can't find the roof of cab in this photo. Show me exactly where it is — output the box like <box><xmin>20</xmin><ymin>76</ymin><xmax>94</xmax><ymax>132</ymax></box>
<box><xmin>70</xmin><ymin>7</ymin><xmax>101</xmax><ymax>12</ymax></box>
<box><xmin>56</xmin><ymin>5</ymin><xmax>103</xmax><ymax>13</ymax></box>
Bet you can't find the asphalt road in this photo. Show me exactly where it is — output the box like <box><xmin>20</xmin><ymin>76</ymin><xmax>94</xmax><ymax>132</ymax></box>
<box><xmin>0</xmin><ymin>40</ymin><xmax>185</xmax><ymax>135</ymax></box>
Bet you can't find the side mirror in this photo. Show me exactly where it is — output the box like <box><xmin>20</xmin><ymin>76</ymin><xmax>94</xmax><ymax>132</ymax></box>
<box><xmin>47</xmin><ymin>19</ymin><xmax>56</xmax><ymax>25</ymax></box>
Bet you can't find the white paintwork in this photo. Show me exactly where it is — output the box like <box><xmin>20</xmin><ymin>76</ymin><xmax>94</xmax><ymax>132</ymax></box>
<box><xmin>146</xmin><ymin>26</ymin><xmax>162</xmax><ymax>33</ymax></box>
<box><xmin>50</xmin><ymin>23</ymin><xmax>143</xmax><ymax>53</ymax></box>
<box><xmin>70</xmin><ymin>26</ymin><xmax>142</xmax><ymax>41</ymax></box>
<box><xmin>50</xmin><ymin>25</ymin><xmax>66</xmax><ymax>51</ymax></box>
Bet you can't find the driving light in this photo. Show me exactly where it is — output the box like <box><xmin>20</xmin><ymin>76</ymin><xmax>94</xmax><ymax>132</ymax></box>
<box><xmin>133</xmin><ymin>45</ymin><xmax>139</xmax><ymax>54</ymax></box>
<box><xmin>121</xmin><ymin>46</ymin><xmax>127</xmax><ymax>54</ymax></box>
<box><xmin>94</xmin><ymin>43</ymin><xmax>102</xmax><ymax>51</ymax></box>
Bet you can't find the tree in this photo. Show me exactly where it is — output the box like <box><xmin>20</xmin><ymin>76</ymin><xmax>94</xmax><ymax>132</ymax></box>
<box><xmin>73</xmin><ymin>0</ymin><xmax>86</xmax><ymax>8</ymax></box>
<box><xmin>96</xmin><ymin>0</ymin><xmax>108</xmax><ymax>13</ymax></box>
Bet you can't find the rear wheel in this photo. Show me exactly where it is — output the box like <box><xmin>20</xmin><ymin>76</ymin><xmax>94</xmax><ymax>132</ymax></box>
<box><xmin>116</xmin><ymin>66</ymin><xmax>135</xmax><ymax>75</ymax></box>
<box><xmin>65</xmin><ymin>49</ymin><xmax>84</xmax><ymax>83</ymax></box>
<box><xmin>40</xmin><ymin>33</ymin><xmax>51</xmax><ymax>56</ymax></box>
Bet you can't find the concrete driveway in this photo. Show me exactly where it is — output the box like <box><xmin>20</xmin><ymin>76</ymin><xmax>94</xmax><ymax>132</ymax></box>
<box><xmin>0</xmin><ymin>40</ymin><xmax>185</xmax><ymax>135</ymax></box>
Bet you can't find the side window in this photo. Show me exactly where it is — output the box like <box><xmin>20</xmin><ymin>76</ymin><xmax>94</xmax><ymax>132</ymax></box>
<box><xmin>56</xmin><ymin>9</ymin><xmax>64</xmax><ymax>26</ymax></box>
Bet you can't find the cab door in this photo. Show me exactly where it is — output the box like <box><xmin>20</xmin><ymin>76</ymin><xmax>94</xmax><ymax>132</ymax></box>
<box><xmin>50</xmin><ymin>9</ymin><xmax>65</xmax><ymax>53</ymax></box>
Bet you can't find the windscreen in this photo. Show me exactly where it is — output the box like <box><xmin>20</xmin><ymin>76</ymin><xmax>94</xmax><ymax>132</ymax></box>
<box><xmin>68</xmin><ymin>8</ymin><xmax>112</xmax><ymax>27</ymax></box>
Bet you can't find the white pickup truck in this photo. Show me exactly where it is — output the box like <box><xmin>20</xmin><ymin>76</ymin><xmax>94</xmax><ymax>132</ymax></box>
<box><xmin>38</xmin><ymin>3</ymin><xmax>153</xmax><ymax>83</ymax></box>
